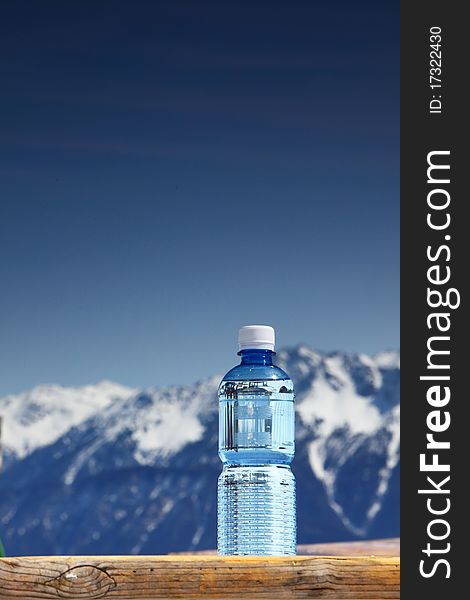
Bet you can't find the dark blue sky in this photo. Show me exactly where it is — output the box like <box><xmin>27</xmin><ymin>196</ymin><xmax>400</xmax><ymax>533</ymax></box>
<box><xmin>0</xmin><ymin>1</ymin><xmax>399</xmax><ymax>395</ymax></box>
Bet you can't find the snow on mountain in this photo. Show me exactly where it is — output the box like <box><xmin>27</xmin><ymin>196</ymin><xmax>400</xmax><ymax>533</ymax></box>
<box><xmin>373</xmin><ymin>350</ymin><xmax>400</xmax><ymax>369</ymax></box>
<box><xmin>62</xmin><ymin>376</ymin><xmax>220</xmax><ymax>486</ymax></box>
<box><xmin>276</xmin><ymin>347</ymin><xmax>400</xmax><ymax>536</ymax></box>
<box><xmin>0</xmin><ymin>380</ymin><xmax>137</xmax><ymax>460</ymax></box>
<box><xmin>0</xmin><ymin>346</ymin><xmax>399</xmax><ymax>555</ymax></box>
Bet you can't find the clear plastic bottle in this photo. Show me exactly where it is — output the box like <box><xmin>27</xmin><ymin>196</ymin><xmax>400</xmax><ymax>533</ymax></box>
<box><xmin>217</xmin><ymin>325</ymin><xmax>296</xmax><ymax>555</ymax></box>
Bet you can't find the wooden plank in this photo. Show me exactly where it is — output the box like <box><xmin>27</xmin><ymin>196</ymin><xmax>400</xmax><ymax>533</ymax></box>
<box><xmin>178</xmin><ymin>538</ymin><xmax>401</xmax><ymax>557</ymax></box>
<box><xmin>0</xmin><ymin>554</ymin><xmax>399</xmax><ymax>599</ymax></box>
<box><xmin>298</xmin><ymin>538</ymin><xmax>400</xmax><ymax>556</ymax></box>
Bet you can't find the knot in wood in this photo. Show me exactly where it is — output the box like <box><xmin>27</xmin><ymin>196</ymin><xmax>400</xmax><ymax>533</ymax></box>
<box><xmin>50</xmin><ymin>564</ymin><xmax>116</xmax><ymax>599</ymax></box>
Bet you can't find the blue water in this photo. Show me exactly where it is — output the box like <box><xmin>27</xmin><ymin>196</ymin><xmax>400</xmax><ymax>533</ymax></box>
<box><xmin>217</xmin><ymin>349</ymin><xmax>296</xmax><ymax>555</ymax></box>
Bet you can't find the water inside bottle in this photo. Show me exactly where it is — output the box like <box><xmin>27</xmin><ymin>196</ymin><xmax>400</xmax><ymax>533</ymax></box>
<box><xmin>219</xmin><ymin>379</ymin><xmax>294</xmax><ymax>465</ymax></box>
<box><xmin>218</xmin><ymin>378</ymin><xmax>296</xmax><ymax>555</ymax></box>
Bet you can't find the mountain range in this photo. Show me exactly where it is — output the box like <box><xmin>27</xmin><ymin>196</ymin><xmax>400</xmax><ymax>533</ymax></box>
<box><xmin>0</xmin><ymin>346</ymin><xmax>400</xmax><ymax>555</ymax></box>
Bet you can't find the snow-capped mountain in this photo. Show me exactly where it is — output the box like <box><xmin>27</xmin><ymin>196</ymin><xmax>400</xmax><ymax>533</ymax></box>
<box><xmin>0</xmin><ymin>346</ymin><xmax>399</xmax><ymax>555</ymax></box>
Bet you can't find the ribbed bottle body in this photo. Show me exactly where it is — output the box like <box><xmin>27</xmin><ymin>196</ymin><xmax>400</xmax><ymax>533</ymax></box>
<box><xmin>217</xmin><ymin>465</ymin><xmax>295</xmax><ymax>555</ymax></box>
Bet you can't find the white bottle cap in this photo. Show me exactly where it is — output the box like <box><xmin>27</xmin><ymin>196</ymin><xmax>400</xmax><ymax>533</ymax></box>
<box><xmin>238</xmin><ymin>325</ymin><xmax>275</xmax><ymax>351</ymax></box>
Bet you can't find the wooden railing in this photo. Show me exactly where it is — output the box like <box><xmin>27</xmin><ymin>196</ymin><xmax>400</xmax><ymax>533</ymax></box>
<box><xmin>0</xmin><ymin>539</ymin><xmax>400</xmax><ymax>599</ymax></box>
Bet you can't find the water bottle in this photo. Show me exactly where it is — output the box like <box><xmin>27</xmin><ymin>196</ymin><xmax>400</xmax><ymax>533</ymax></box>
<box><xmin>217</xmin><ymin>325</ymin><xmax>296</xmax><ymax>555</ymax></box>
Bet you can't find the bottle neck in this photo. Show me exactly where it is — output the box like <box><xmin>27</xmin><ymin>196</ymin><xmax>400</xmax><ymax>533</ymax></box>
<box><xmin>238</xmin><ymin>348</ymin><xmax>274</xmax><ymax>365</ymax></box>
